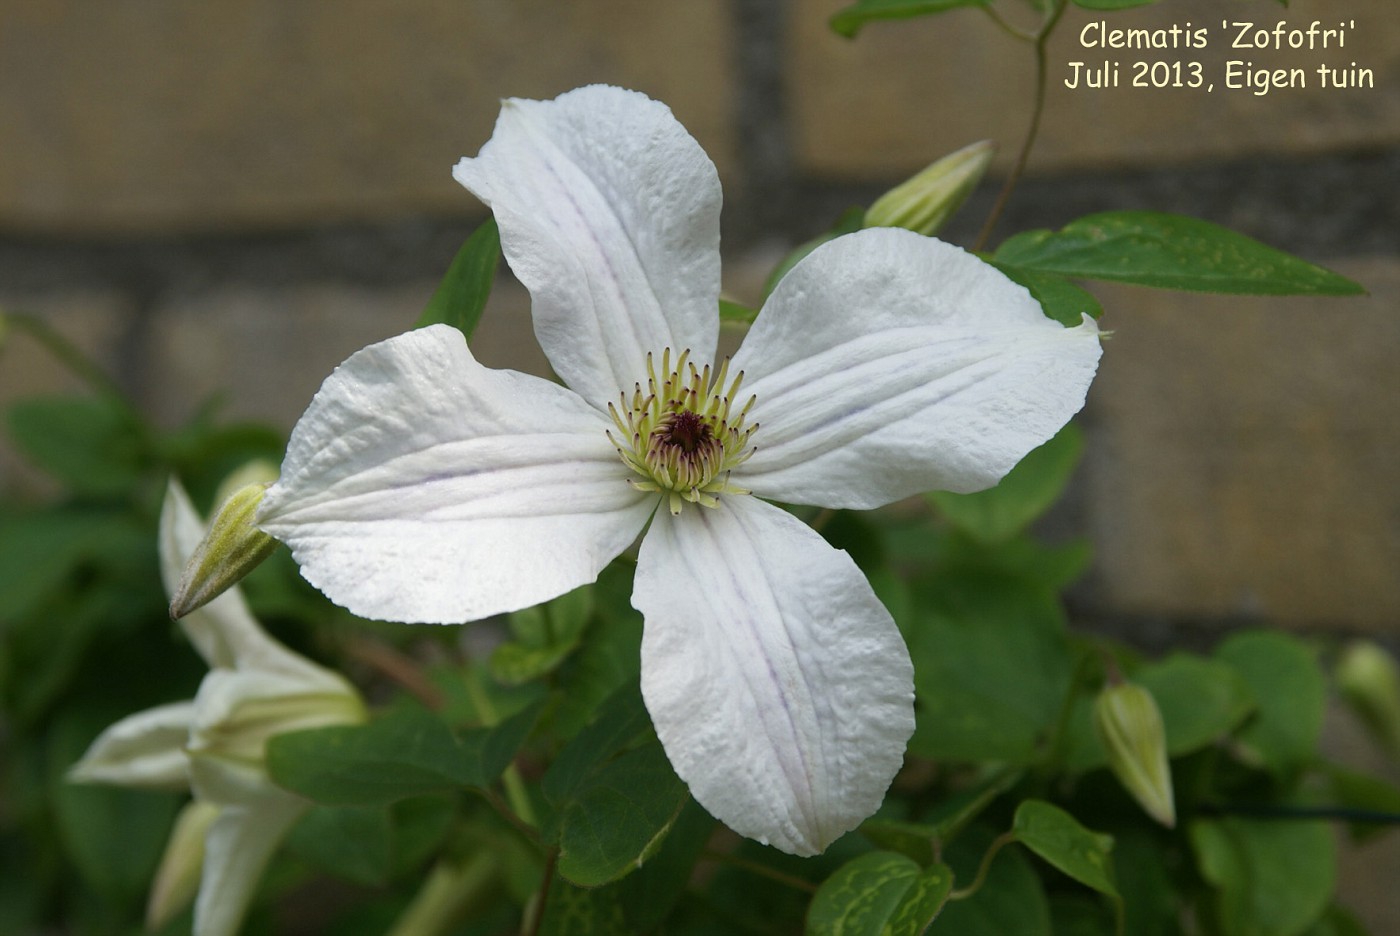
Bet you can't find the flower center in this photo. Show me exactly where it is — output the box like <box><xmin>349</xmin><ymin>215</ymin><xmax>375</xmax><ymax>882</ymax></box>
<box><xmin>608</xmin><ymin>348</ymin><xmax>758</xmax><ymax>516</ymax></box>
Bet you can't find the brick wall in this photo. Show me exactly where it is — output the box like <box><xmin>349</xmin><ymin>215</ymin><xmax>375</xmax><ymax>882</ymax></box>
<box><xmin>2</xmin><ymin>0</ymin><xmax>1398</xmax><ymax>921</ymax></box>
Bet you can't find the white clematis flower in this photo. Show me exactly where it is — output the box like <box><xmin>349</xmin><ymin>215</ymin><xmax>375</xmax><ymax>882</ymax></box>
<box><xmin>70</xmin><ymin>480</ymin><xmax>366</xmax><ymax>936</ymax></box>
<box><xmin>257</xmin><ymin>85</ymin><xmax>1101</xmax><ymax>856</ymax></box>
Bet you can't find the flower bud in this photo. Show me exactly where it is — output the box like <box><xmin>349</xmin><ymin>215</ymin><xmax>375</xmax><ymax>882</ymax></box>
<box><xmin>864</xmin><ymin>140</ymin><xmax>995</xmax><ymax>236</ymax></box>
<box><xmin>169</xmin><ymin>481</ymin><xmax>278</xmax><ymax>619</ymax></box>
<box><xmin>1335</xmin><ymin>641</ymin><xmax>1400</xmax><ymax>759</ymax></box>
<box><xmin>147</xmin><ymin>799</ymin><xmax>220</xmax><ymax>930</ymax></box>
<box><xmin>186</xmin><ymin>667</ymin><xmax>367</xmax><ymax>803</ymax></box>
<box><xmin>1094</xmin><ymin>681</ymin><xmax>1176</xmax><ymax>827</ymax></box>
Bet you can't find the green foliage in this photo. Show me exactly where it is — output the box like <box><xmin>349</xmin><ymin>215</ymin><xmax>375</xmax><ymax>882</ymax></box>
<box><xmin>266</xmin><ymin>701</ymin><xmax>541</xmax><ymax>805</ymax></box>
<box><xmin>926</xmin><ymin>423</ymin><xmax>1083</xmax><ymax>544</ymax></box>
<box><xmin>413</xmin><ymin>217</ymin><xmax>501</xmax><ymax>337</ymax></box>
<box><xmin>4</xmin><ymin>2</ymin><xmax>1383</xmax><ymax>932</ymax></box>
<box><xmin>1012</xmin><ymin>800</ymin><xmax>1120</xmax><ymax>902</ymax></box>
<box><xmin>830</xmin><ymin>0</ymin><xmax>989</xmax><ymax>38</ymax></box>
<box><xmin>995</xmin><ymin>212</ymin><xmax>1365</xmax><ymax>296</ymax></box>
<box><xmin>933</xmin><ymin>827</ymin><xmax>1052</xmax><ymax>935</ymax></box>
<box><xmin>1216</xmin><ymin>631</ymin><xmax>1327</xmax><ymax>776</ymax></box>
<box><xmin>806</xmin><ymin>851</ymin><xmax>953</xmax><ymax>935</ymax></box>
<box><xmin>1191</xmin><ymin>816</ymin><xmax>1336</xmax><ymax>936</ymax></box>
<box><xmin>904</xmin><ymin>568</ymin><xmax>1074</xmax><ymax>763</ymax></box>
<box><xmin>491</xmin><ymin>584</ymin><xmax>595</xmax><ymax>685</ymax></box>
<box><xmin>994</xmin><ymin>263</ymin><xmax>1105</xmax><ymax>326</ymax></box>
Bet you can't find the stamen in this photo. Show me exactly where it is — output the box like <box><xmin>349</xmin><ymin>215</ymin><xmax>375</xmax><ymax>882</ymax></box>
<box><xmin>607</xmin><ymin>349</ymin><xmax>760</xmax><ymax>514</ymax></box>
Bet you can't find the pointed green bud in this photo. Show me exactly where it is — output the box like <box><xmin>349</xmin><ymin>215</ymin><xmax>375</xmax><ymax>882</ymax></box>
<box><xmin>169</xmin><ymin>481</ymin><xmax>278</xmax><ymax>619</ymax></box>
<box><xmin>146</xmin><ymin>799</ymin><xmax>219</xmax><ymax>930</ymax></box>
<box><xmin>864</xmin><ymin>139</ymin><xmax>996</xmax><ymax>236</ymax></box>
<box><xmin>1095</xmin><ymin>681</ymin><xmax>1176</xmax><ymax>828</ymax></box>
<box><xmin>1335</xmin><ymin>641</ymin><xmax>1400</xmax><ymax>759</ymax></box>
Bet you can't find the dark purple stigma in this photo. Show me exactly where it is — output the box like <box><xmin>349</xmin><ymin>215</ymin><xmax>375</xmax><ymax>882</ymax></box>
<box><xmin>665</xmin><ymin>411</ymin><xmax>709</xmax><ymax>454</ymax></box>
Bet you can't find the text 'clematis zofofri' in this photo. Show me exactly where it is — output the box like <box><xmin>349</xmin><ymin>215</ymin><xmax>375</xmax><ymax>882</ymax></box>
<box><xmin>258</xmin><ymin>85</ymin><xmax>1102</xmax><ymax>856</ymax></box>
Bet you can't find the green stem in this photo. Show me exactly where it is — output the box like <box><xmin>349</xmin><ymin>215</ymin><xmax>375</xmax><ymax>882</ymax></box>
<box><xmin>947</xmin><ymin>830</ymin><xmax>1017</xmax><ymax>901</ymax></box>
<box><xmin>387</xmin><ymin>853</ymin><xmax>497</xmax><ymax>936</ymax></box>
<box><xmin>973</xmin><ymin>0</ymin><xmax>1067</xmax><ymax>253</ymax></box>
<box><xmin>2</xmin><ymin>310</ymin><xmax>130</xmax><ymax>402</ymax></box>
<box><xmin>463</xmin><ymin>668</ymin><xmax>538</xmax><ymax>828</ymax></box>
<box><xmin>523</xmin><ymin>849</ymin><xmax>559</xmax><ymax>936</ymax></box>
<box><xmin>1037</xmin><ymin>647</ymin><xmax>1096</xmax><ymax>777</ymax></box>
<box><xmin>700</xmin><ymin>849</ymin><xmax>819</xmax><ymax>894</ymax></box>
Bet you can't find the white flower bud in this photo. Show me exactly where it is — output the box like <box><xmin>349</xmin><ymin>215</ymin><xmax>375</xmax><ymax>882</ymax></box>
<box><xmin>1095</xmin><ymin>681</ymin><xmax>1176</xmax><ymax>828</ymax></box>
<box><xmin>170</xmin><ymin>481</ymin><xmax>278</xmax><ymax>619</ymax></box>
<box><xmin>864</xmin><ymin>140</ymin><xmax>996</xmax><ymax>236</ymax></box>
<box><xmin>1335</xmin><ymin>641</ymin><xmax>1400</xmax><ymax>759</ymax></box>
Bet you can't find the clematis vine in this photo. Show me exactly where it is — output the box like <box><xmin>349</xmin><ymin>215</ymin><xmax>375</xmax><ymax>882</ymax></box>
<box><xmin>70</xmin><ymin>479</ymin><xmax>366</xmax><ymax>936</ymax></box>
<box><xmin>257</xmin><ymin>85</ymin><xmax>1101</xmax><ymax>856</ymax></box>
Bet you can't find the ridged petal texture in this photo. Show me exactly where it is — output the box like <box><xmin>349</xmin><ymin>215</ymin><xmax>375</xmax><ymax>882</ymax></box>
<box><xmin>732</xmin><ymin>227</ymin><xmax>1102</xmax><ymax>508</ymax></box>
<box><xmin>635</xmin><ymin>496</ymin><xmax>915</xmax><ymax>856</ymax></box>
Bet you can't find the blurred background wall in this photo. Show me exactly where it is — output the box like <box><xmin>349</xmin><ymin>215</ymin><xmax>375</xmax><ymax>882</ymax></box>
<box><xmin>1</xmin><ymin>0</ymin><xmax>1397</xmax><ymax>921</ymax></box>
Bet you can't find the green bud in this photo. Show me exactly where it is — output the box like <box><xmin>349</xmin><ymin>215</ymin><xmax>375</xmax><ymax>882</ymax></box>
<box><xmin>169</xmin><ymin>481</ymin><xmax>278</xmax><ymax>619</ymax></box>
<box><xmin>1094</xmin><ymin>681</ymin><xmax>1176</xmax><ymax>828</ymax></box>
<box><xmin>1335</xmin><ymin>641</ymin><xmax>1400</xmax><ymax>759</ymax></box>
<box><xmin>864</xmin><ymin>140</ymin><xmax>996</xmax><ymax>236</ymax></box>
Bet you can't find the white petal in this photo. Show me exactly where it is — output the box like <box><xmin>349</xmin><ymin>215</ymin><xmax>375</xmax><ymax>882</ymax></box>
<box><xmin>730</xmin><ymin>228</ymin><xmax>1102</xmax><ymax>508</ymax></box>
<box><xmin>454</xmin><ymin>85</ymin><xmax>721</xmax><ymax>410</ymax></box>
<box><xmin>635</xmin><ymin>496</ymin><xmax>914</xmax><ymax>856</ymax></box>
<box><xmin>258</xmin><ymin>325</ymin><xmax>654</xmax><ymax>623</ymax></box>
<box><xmin>193</xmin><ymin>793</ymin><xmax>305</xmax><ymax>936</ymax></box>
<box><xmin>187</xmin><ymin>667</ymin><xmax>365</xmax><ymax>783</ymax></box>
<box><xmin>68</xmin><ymin>701</ymin><xmax>194</xmax><ymax>791</ymax></box>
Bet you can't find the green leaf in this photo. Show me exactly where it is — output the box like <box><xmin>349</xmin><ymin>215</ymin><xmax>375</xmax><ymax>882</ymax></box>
<box><xmin>1190</xmin><ymin>816</ymin><xmax>1335</xmax><ymax>936</ymax></box>
<box><xmin>1049</xmin><ymin>895</ymin><xmax>1116</xmax><ymax>936</ymax></box>
<box><xmin>413</xmin><ymin>217</ymin><xmax>501</xmax><ymax>336</ymax></box>
<box><xmin>993</xmin><ymin>264</ymin><xmax>1104</xmax><ymax>326</ymax></box>
<box><xmin>926</xmin><ymin>423</ymin><xmax>1083</xmax><ymax>544</ymax></box>
<box><xmin>807</xmin><ymin>851</ymin><xmax>953</xmax><ymax>935</ymax></box>
<box><xmin>1013</xmin><ymin>800</ymin><xmax>1119</xmax><ymax>900</ymax></box>
<box><xmin>1303</xmin><ymin>904</ymin><xmax>1369</xmax><ymax>936</ymax></box>
<box><xmin>7</xmin><ymin>396</ymin><xmax>146</xmax><ymax>496</ymax></box>
<box><xmin>994</xmin><ymin>212</ymin><xmax>1364</xmax><ymax>296</ymax></box>
<box><xmin>49</xmin><ymin>710</ymin><xmax>179</xmax><ymax>907</ymax></box>
<box><xmin>719</xmin><ymin>298</ymin><xmax>758</xmax><ymax>325</ymax></box>
<box><xmin>931</xmin><ymin>826</ymin><xmax>1051</xmax><ymax>935</ymax></box>
<box><xmin>616</xmin><ymin>798</ymin><xmax>716</xmax><ymax>931</ymax></box>
<box><xmin>387</xmin><ymin>795</ymin><xmax>456</xmax><ymax>878</ymax></box>
<box><xmin>1112</xmin><ymin>828</ymin><xmax>1181</xmax><ymax>936</ymax></box>
<box><xmin>542</xmin><ymin>683</ymin><xmax>653</xmax><ymax>807</ymax></box>
<box><xmin>539</xmin><ymin>683</ymin><xmax>689</xmax><ymax>887</ymax></box>
<box><xmin>1063</xmin><ymin>653</ymin><xmax>1256</xmax><ymax>771</ymax></box>
<box><xmin>905</xmin><ymin>571</ymin><xmax>1073</xmax><ymax>763</ymax></box>
<box><xmin>1321</xmin><ymin>765</ymin><xmax>1400</xmax><ymax>843</ymax></box>
<box><xmin>762</xmin><ymin>207</ymin><xmax>865</xmax><ymax>298</ymax></box>
<box><xmin>537</xmin><ymin>879</ymin><xmax>630</xmax><ymax>936</ymax></box>
<box><xmin>831</xmin><ymin>0</ymin><xmax>989</xmax><ymax>38</ymax></box>
<box><xmin>0</xmin><ymin>507</ymin><xmax>144</xmax><ymax>620</ymax></box>
<box><xmin>1216</xmin><ymin>631</ymin><xmax>1326</xmax><ymax>775</ymax></box>
<box><xmin>537</xmin><ymin>798</ymin><xmax>712</xmax><ymax>932</ymax></box>
<box><xmin>555</xmin><ymin>741</ymin><xmax>690</xmax><ymax>887</ymax></box>
<box><xmin>267</xmin><ymin>701</ymin><xmax>539</xmax><ymax>805</ymax></box>
<box><xmin>492</xmin><ymin>584</ymin><xmax>595</xmax><ymax>685</ymax></box>
<box><xmin>285</xmin><ymin>805</ymin><xmax>393</xmax><ymax>886</ymax></box>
